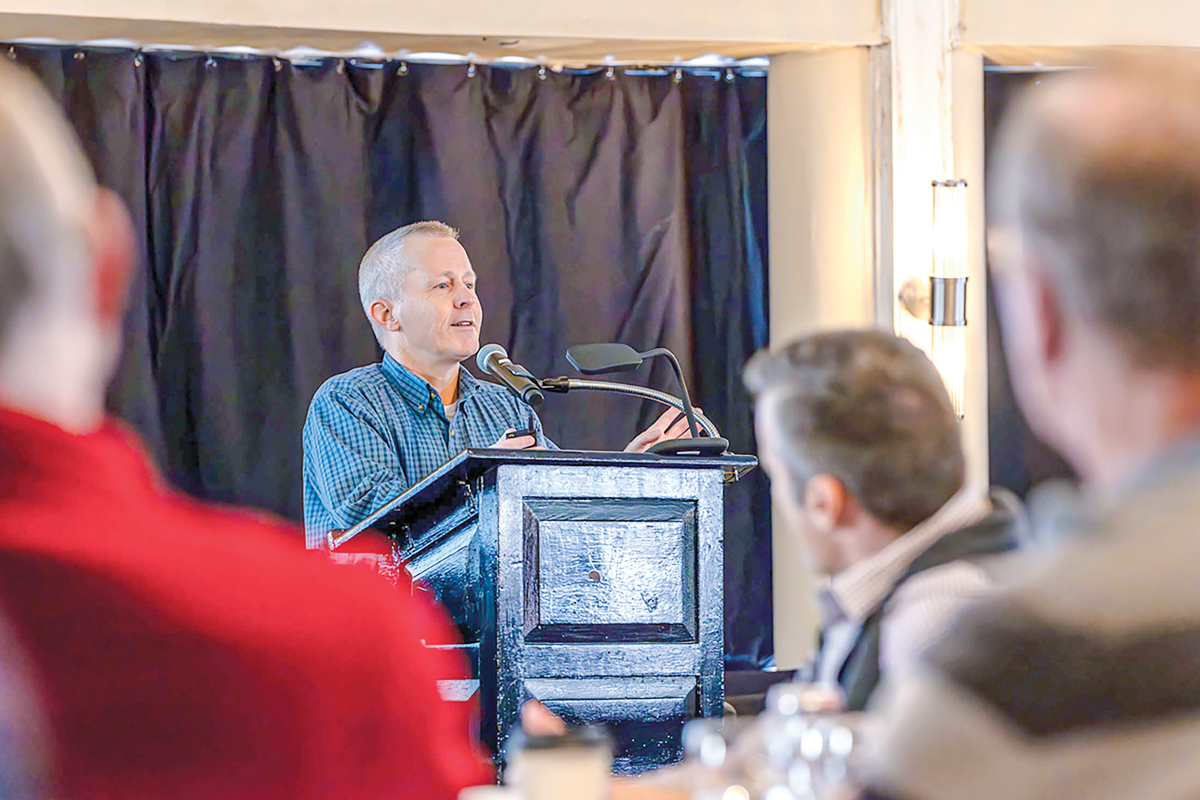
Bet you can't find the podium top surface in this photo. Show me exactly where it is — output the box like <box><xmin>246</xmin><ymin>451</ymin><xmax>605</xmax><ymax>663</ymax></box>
<box><xmin>331</xmin><ymin>448</ymin><xmax>757</xmax><ymax>550</ymax></box>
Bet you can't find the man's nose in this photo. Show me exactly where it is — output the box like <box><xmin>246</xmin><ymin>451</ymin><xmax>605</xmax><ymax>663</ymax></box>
<box><xmin>454</xmin><ymin>285</ymin><xmax>476</xmax><ymax>307</ymax></box>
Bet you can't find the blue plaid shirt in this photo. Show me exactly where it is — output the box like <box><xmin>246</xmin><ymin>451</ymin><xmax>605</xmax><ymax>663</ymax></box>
<box><xmin>302</xmin><ymin>353</ymin><xmax>554</xmax><ymax>547</ymax></box>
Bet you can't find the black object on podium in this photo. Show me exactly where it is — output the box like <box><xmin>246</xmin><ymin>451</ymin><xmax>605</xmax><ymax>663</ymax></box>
<box><xmin>331</xmin><ymin>448</ymin><xmax>756</xmax><ymax>773</ymax></box>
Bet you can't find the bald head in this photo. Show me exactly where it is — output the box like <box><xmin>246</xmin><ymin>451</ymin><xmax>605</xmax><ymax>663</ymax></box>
<box><xmin>0</xmin><ymin>60</ymin><xmax>98</xmax><ymax>346</ymax></box>
<box><xmin>0</xmin><ymin>61</ymin><xmax>136</xmax><ymax>432</ymax></box>
<box><xmin>990</xmin><ymin>59</ymin><xmax>1200</xmax><ymax>370</ymax></box>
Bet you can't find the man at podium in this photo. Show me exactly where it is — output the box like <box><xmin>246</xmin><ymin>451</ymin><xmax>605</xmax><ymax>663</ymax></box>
<box><xmin>303</xmin><ymin>221</ymin><xmax>691</xmax><ymax>547</ymax></box>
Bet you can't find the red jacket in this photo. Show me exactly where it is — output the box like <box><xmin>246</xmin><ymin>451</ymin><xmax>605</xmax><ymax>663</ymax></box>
<box><xmin>0</xmin><ymin>408</ymin><xmax>493</xmax><ymax>798</ymax></box>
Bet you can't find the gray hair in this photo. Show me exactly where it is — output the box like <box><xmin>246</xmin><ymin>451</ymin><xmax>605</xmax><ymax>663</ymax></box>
<box><xmin>990</xmin><ymin>59</ymin><xmax>1200</xmax><ymax>370</ymax></box>
<box><xmin>0</xmin><ymin>61</ymin><xmax>96</xmax><ymax>347</ymax></box>
<box><xmin>745</xmin><ymin>330</ymin><xmax>964</xmax><ymax>532</ymax></box>
<box><xmin>358</xmin><ymin>220</ymin><xmax>459</xmax><ymax>345</ymax></box>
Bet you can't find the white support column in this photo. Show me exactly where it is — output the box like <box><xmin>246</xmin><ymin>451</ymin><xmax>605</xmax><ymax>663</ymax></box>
<box><xmin>767</xmin><ymin>47</ymin><xmax>875</xmax><ymax>668</ymax></box>
<box><xmin>952</xmin><ymin>49</ymin><xmax>989</xmax><ymax>489</ymax></box>
<box><xmin>881</xmin><ymin>0</ymin><xmax>988</xmax><ymax>488</ymax></box>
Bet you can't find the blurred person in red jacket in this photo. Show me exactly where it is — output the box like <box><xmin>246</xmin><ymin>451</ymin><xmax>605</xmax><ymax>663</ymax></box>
<box><xmin>0</xmin><ymin>59</ymin><xmax>491</xmax><ymax>799</ymax></box>
<box><xmin>0</xmin><ymin>608</ymin><xmax>52</xmax><ymax>800</ymax></box>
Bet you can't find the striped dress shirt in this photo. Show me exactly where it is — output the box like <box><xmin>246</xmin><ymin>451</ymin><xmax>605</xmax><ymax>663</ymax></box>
<box><xmin>302</xmin><ymin>354</ymin><xmax>554</xmax><ymax>547</ymax></box>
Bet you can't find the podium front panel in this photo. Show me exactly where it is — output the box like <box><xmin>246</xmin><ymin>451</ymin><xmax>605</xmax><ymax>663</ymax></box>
<box><xmin>523</xmin><ymin>498</ymin><xmax>697</xmax><ymax>642</ymax></box>
<box><xmin>488</xmin><ymin>463</ymin><xmax>724</xmax><ymax>773</ymax></box>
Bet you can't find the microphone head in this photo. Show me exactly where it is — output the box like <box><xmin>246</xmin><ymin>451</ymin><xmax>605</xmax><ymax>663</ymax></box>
<box><xmin>476</xmin><ymin>343</ymin><xmax>507</xmax><ymax>372</ymax></box>
<box><xmin>566</xmin><ymin>343</ymin><xmax>644</xmax><ymax>375</ymax></box>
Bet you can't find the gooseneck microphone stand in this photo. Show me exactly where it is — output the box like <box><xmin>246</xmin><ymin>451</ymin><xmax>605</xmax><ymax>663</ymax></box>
<box><xmin>538</xmin><ymin>376</ymin><xmax>723</xmax><ymax>440</ymax></box>
<box><xmin>539</xmin><ymin>342</ymin><xmax>730</xmax><ymax>457</ymax></box>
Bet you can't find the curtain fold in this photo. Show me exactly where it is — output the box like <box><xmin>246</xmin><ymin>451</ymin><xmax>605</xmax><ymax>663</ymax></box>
<box><xmin>11</xmin><ymin>46</ymin><xmax>772</xmax><ymax>661</ymax></box>
<box><xmin>682</xmin><ymin>73</ymin><xmax>772</xmax><ymax>663</ymax></box>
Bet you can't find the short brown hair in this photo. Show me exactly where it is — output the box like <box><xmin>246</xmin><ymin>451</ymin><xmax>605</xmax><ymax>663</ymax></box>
<box><xmin>990</xmin><ymin>59</ymin><xmax>1200</xmax><ymax>369</ymax></box>
<box><xmin>745</xmin><ymin>330</ymin><xmax>965</xmax><ymax>531</ymax></box>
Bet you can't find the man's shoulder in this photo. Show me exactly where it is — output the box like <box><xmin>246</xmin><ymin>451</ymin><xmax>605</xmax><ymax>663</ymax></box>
<box><xmin>308</xmin><ymin>364</ymin><xmax>395</xmax><ymax>420</ymax></box>
<box><xmin>314</xmin><ymin>362</ymin><xmax>388</xmax><ymax>399</ymax></box>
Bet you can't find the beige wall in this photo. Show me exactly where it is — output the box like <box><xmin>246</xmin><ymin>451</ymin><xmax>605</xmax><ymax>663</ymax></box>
<box><xmin>768</xmin><ymin>49</ymin><xmax>876</xmax><ymax>336</ymax></box>
<box><xmin>962</xmin><ymin>0</ymin><xmax>1200</xmax><ymax>48</ymax></box>
<box><xmin>0</xmin><ymin>0</ymin><xmax>880</xmax><ymax>56</ymax></box>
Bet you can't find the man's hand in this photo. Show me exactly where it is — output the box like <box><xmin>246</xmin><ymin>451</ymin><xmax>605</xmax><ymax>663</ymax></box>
<box><xmin>491</xmin><ymin>429</ymin><xmax>537</xmax><ymax>450</ymax></box>
<box><xmin>520</xmin><ymin>699</ymin><xmax>569</xmax><ymax>736</ymax></box>
<box><xmin>624</xmin><ymin>407</ymin><xmax>700</xmax><ymax>453</ymax></box>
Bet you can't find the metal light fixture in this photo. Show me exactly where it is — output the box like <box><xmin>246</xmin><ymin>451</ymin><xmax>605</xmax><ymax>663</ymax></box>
<box><xmin>898</xmin><ymin>179</ymin><xmax>968</xmax><ymax>418</ymax></box>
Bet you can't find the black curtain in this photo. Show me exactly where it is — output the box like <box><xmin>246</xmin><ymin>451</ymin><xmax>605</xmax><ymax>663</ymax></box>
<box><xmin>9</xmin><ymin>45</ymin><xmax>773</xmax><ymax>661</ymax></box>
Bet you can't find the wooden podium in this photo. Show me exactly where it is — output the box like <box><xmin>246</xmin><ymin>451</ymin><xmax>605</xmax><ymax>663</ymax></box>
<box><xmin>335</xmin><ymin>448</ymin><xmax>756</xmax><ymax>772</ymax></box>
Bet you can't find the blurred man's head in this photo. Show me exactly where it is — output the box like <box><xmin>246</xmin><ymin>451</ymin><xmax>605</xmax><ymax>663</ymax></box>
<box><xmin>0</xmin><ymin>61</ymin><xmax>134</xmax><ymax>431</ymax></box>
<box><xmin>745</xmin><ymin>330</ymin><xmax>965</xmax><ymax>575</ymax></box>
<box><xmin>358</xmin><ymin>221</ymin><xmax>481</xmax><ymax>375</ymax></box>
<box><xmin>989</xmin><ymin>58</ymin><xmax>1200</xmax><ymax>486</ymax></box>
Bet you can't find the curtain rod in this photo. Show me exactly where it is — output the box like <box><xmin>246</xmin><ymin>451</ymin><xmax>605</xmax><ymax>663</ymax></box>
<box><xmin>4</xmin><ymin>37</ymin><xmax>770</xmax><ymax>74</ymax></box>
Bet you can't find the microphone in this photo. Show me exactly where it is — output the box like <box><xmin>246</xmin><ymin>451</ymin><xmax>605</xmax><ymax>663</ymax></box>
<box><xmin>476</xmin><ymin>344</ymin><xmax>544</xmax><ymax>407</ymax></box>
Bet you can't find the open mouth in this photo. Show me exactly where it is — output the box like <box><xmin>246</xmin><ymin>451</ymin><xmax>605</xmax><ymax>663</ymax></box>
<box><xmin>450</xmin><ymin>321</ymin><xmax>476</xmax><ymax>328</ymax></box>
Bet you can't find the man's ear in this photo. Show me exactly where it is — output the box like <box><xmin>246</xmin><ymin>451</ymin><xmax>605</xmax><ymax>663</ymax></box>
<box><xmin>804</xmin><ymin>473</ymin><xmax>848</xmax><ymax>534</ymax></box>
<box><xmin>369</xmin><ymin>299</ymin><xmax>401</xmax><ymax>333</ymax></box>
<box><xmin>89</xmin><ymin>187</ymin><xmax>135</xmax><ymax>326</ymax></box>
<box><xmin>1032</xmin><ymin>270</ymin><xmax>1064</xmax><ymax>366</ymax></box>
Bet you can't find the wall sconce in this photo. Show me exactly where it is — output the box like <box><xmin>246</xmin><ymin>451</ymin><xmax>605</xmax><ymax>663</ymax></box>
<box><xmin>898</xmin><ymin>179</ymin><xmax>968</xmax><ymax>418</ymax></box>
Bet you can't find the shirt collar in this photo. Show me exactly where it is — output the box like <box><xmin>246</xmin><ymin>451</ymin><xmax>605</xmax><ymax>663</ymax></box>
<box><xmin>380</xmin><ymin>353</ymin><xmax>480</xmax><ymax>416</ymax></box>
<box><xmin>1110</xmin><ymin>426</ymin><xmax>1200</xmax><ymax>502</ymax></box>
<box><xmin>826</xmin><ymin>486</ymin><xmax>992</xmax><ymax>625</ymax></box>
